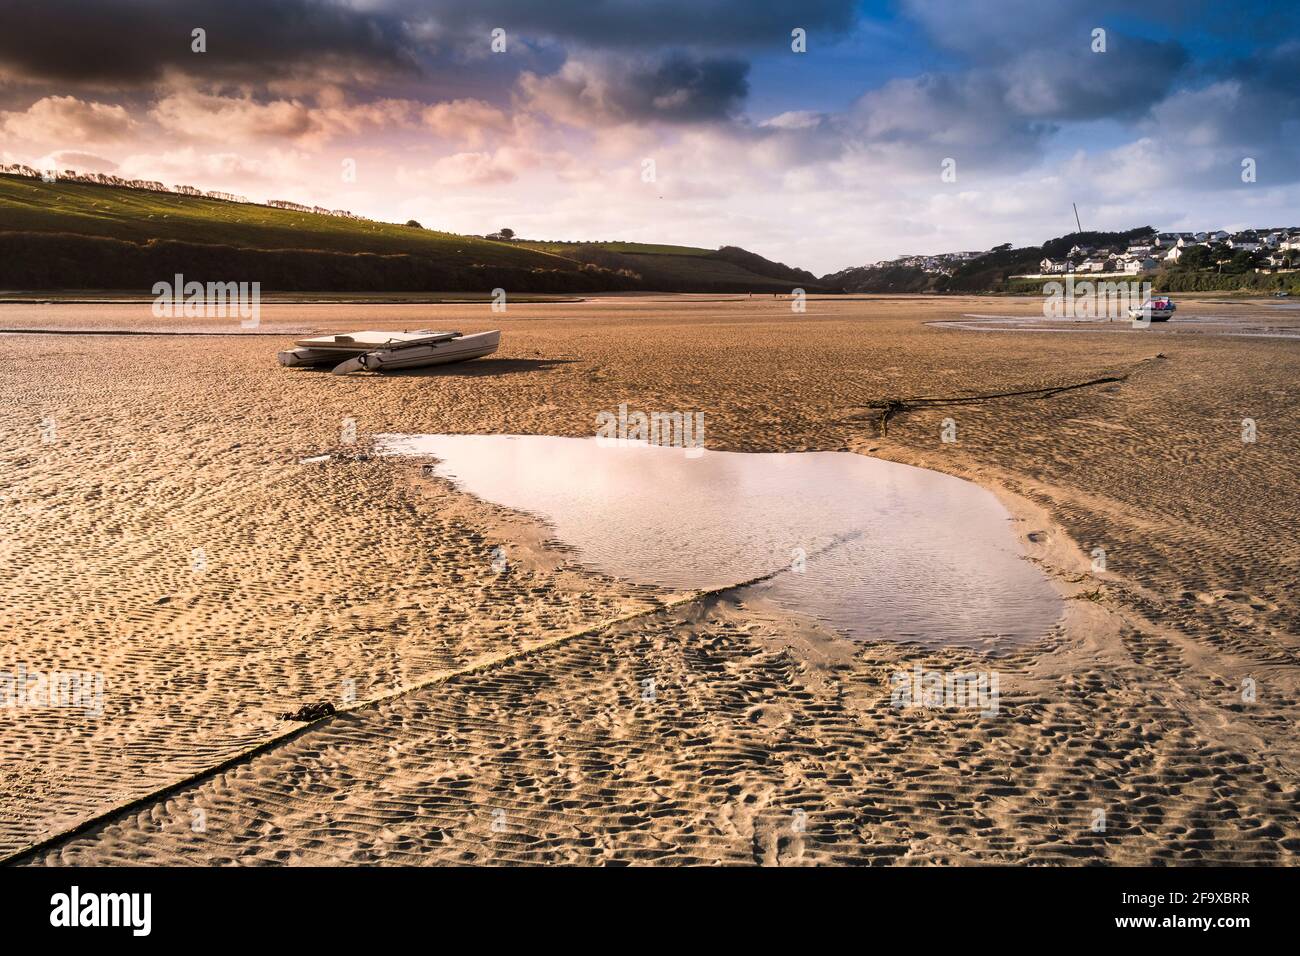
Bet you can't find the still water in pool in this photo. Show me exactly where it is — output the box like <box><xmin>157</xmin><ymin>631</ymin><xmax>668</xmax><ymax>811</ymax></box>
<box><xmin>376</xmin><ymin>434</ymin><xmax>1064</xmax><ymax>650</ymax></box>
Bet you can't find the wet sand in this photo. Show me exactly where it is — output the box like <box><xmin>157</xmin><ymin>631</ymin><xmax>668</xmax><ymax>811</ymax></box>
<box><xmin>1</xmin><ymin>294</ymin><xmax>1297</xmax><ymax>865</ymax></box>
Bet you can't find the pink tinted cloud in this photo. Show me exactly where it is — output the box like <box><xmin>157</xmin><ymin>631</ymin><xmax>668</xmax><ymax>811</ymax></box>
<box><xmin>1</xmin><ymin>95</ymin><xmax>136</xmax><ymax>143</ymax></box>
<box><xmin>149</xmin><ymin>88</ymin><xmax>419</xmax><ymax>145</ymax></box>
<box><xmin>421</xmin><ymin>99</ymin><xmax>512</xmax><ymax>147</ymax></box>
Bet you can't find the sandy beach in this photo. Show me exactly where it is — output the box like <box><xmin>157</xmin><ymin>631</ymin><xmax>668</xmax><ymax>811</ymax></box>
<box><xmin>2</xmin><ymin>293</ymin><xmax>1297</xmax><ymax>865</ymax></box>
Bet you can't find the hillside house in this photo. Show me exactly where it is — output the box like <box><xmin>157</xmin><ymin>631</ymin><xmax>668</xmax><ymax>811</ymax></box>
<box><xmin>1123</xmin><ymin>256</ymin><xmax>1159</xmax><ymax>274</ymax></box>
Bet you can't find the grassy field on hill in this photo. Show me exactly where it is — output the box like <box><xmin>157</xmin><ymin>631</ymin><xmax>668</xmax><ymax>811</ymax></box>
<box><xmin>516</xmin><ymin>239</ymin><xmax>828</xmax><ymax>293</ymax></box>
<box><xmin>0</xmin><ymin>174</ymin><xmax>569</xmax><ymax>269</ymax></box>
<box><xmin>519</xmin><ymin>240</ymin><xmax>710</xmax><ymax>256</ymax></box>
<box><xmin>0</xmin><ymin>175</ymin><xmax>825</xmax><ymax>293</ymax></box>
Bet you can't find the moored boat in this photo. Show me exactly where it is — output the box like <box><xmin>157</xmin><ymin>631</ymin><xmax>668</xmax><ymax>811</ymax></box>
<box><xmin>1128</xmin><ymin>295</ymin><xmax>1176</xmax><ymax>321</ymax></box>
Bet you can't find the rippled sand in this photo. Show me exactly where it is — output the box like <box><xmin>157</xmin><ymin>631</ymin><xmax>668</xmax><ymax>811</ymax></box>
<box><xmin>2</xmin><ymin>293</ymin><xmax>1297</xmax><ymax>865</ymax></box>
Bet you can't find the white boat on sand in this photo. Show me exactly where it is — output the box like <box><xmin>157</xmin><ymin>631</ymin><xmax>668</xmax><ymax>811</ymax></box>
<box><xmin>277</xmin><ymin>329</ymin><xmax>500</xmax><ymax>373</ymax></box>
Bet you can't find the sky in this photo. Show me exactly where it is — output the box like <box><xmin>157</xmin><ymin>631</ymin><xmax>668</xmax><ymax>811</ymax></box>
<box><xmin>2</xmin><ymin>0</ymin><xmax>1299</xmax><ymax>274</ymax></box>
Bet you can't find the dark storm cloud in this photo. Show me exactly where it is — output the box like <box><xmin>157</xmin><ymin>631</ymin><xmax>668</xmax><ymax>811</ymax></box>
<box><xmin>0</xmin><ymin>0</ymin><xmax>417</xmax><ymax>85</ymax></box>
<box><xmin>628</xmin><ymin>53</ymin><xmax>750</xmax><ymax>122</ymax></box>
<box><xmin>1214</xmin><ymin>38</ymin><xmax>1300</xmax><ymax>100</ymax></box>
<box><xmin>845</xmin><ymin>71</ymin><xmax>1057</xmax><ymax>177</ymax></box>
<box><xmin>902</xmin><ymin>0</ymin><xmax>1210</xmax><ymax>59</ymax></box>
<box><xmin>0</xmin><ymin>0</ymin><xmax>857</xmax><ymax>87</ymax></box>
<box><xmin>406</xmin><ymin>0</ymin><xmax>858</xmax><ymax>49</ymax></box>
<box><xmin>837</xmin><ymin>30</ymin><xmax>1188</xmax><ymax>178</ymax></box>
<box><xmin>1139</xmin><ymin>38</ymin><xmax>1300</xmax><ymax>186</ymax></box>
<box><xmin>830</xmin><ymin>7</ymin><xmax>1196</xmax><ymax>180</ymax></box>
<box><xmin>521</xmin><ymin>51</ymin><xmax>749</xmax><ymax>125</ymax></box>
<box><xmin>1000</xmin><ymin>36</ymin><xmax>1189</xmax><ymax>121</ymax></box>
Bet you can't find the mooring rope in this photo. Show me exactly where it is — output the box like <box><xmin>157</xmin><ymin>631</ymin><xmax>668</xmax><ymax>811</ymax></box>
<box><xmin>852</xmin><ymin>372</ymin><xmax>1139</xmax><ymax>436</ymax></box>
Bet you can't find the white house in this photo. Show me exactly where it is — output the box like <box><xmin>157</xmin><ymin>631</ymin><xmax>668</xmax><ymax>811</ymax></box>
<box><xmin>1165</xmin><ymin>246</ymin><xmax>1184</xmax><ymax>262</ymax></box>
<box><xmin>1229</xmin><ymin>240</ymin><xmax>1262</xmax><ymax>252</ymax></box>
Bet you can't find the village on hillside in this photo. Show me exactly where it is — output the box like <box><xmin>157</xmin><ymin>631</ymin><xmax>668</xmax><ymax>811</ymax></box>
<box><xmin>874</xmin><ymin>229</ymin><xmax>1300</xmax><ymax>278</ymax></box>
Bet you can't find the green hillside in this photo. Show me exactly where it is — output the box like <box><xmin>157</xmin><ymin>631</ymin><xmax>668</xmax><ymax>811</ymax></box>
<box><xmin>0</xmin><ymin>174</ymin><xmax>569</xmax><ymax>270</ymax></box>
<box><xmin>516</xmin><ymin>239</ymin><xmax>828</xmax><ymax>292</ymax></box>
<box><xmin>0</xmin><ymin>174</ymin><xmax>830</xmax><ymax>293</ymax></box>
<box><xmin>520</xmin><ymin>240</ymin><xmax>710</xmax><ymax>256</ymax></box>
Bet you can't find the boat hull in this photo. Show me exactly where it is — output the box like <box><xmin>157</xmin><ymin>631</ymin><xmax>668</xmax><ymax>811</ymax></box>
<box><xmin>278</xmin><ymin>347</ymin><xmax>342</xmax><ymax>367</ymax></box>
<box><xmin>330</xmin><ymin>331</ymin><xmax>500</xmax><ymax>374</ymax></box>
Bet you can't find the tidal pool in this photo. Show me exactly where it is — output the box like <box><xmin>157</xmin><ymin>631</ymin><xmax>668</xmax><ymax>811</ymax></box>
<box><xmin>376</xmin><ymin>435</ymin><xmax>1064</xmax><ymax>650</ymax></box>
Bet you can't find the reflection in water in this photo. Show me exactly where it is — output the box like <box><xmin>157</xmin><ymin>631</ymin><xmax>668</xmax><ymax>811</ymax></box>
<box><xmin>376</xmin><ymin>434</ymin><xmax>1063</xmax><ymax>651</ymax></box>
